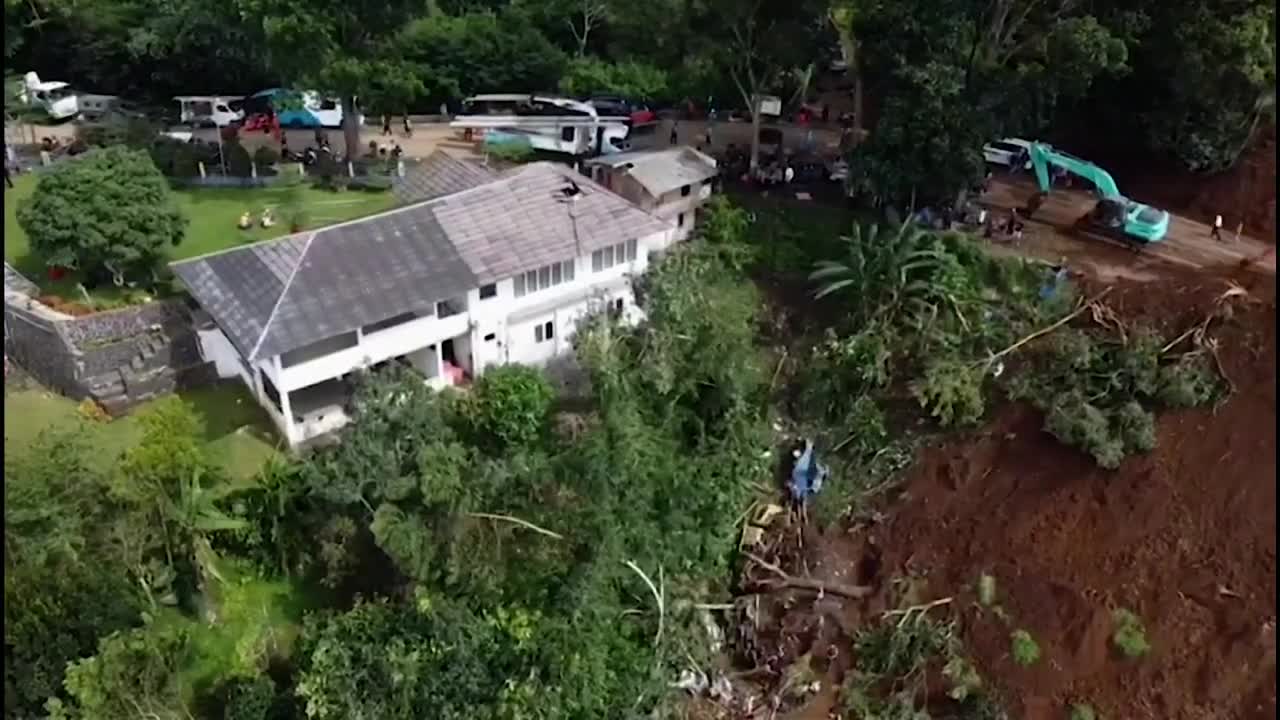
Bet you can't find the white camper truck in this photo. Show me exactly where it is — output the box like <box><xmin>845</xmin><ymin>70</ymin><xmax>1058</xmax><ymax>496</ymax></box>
<box><xmin>451</xmin><ymin>94</ymin><xmax>630</xmax><ymax>156</ymax></box>
<box><xmin>19</xmin><ymin>72</ymin><xmax>80</xmax><ymax>120</ymax></box>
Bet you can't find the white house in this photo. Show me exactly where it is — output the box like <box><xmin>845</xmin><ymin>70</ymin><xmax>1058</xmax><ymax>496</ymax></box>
<box><xmin>583</xmin><ymin>147</ymin><xmax>719</xmax><ymax>242</ymax></box>
<box><xmin>172</xmin><ymin>157</ymin><xmax>674</xmax><ymax>447</ymax></box>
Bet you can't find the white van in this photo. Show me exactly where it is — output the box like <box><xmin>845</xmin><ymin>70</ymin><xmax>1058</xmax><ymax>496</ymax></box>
<box><xmin>174</xmin><ymin>96</ymin><xmax>245</xmax><ymax>128</ymax></box>
<box><xmin>19</xmin><ymin>72</ymin><xmax>80</xmax><ymax>120</ymax></box>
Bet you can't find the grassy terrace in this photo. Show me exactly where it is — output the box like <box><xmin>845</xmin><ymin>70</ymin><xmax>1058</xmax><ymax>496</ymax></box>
<box><xmin>3</xmin><ymin>378</ymin><xmax>279</xmax><ymax>482</ymax></box>
<box><xmin>4</xmin><ymin>171</ymin><xmax>397</xmax><ymax>299</ymax></box>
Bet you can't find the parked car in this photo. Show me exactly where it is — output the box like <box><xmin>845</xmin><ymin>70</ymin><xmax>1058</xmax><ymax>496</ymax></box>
<box><xmin>983</xmin><ymin>138</ymin><xmax>1034</xmax><ymax>170</ymax></box>
<box><xmin>585</xmin><ymin>95</ymin><xmax>656</xmax><ymax>126</ymax></box>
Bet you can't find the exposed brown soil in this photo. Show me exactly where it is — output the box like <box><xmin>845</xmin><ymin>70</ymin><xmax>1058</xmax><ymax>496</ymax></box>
<box><xmin>733</xmin><ymin>268</ymin><xmax>1276</xmax><ymax>719</ymax></box>
<box><xmin>878</xmin><ymin>276</ymin><xmax>1276</xmax><ymax>719</ymax></box>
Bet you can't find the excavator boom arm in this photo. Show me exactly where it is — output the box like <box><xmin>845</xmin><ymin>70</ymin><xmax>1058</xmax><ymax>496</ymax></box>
<box><xmin>1028</xmin><ymin>143</ymin><xmax>1122</xmax><ymax>199</ymax></box>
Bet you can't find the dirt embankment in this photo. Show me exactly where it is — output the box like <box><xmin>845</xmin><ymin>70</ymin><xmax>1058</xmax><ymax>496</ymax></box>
<box><xmin>743</xmin><ymin>273</ymin><xmax>1276</xmax><ymax>720</ymax></box>
<box><xmin>881</xmin><ymin>278</ymin><xmax>1275</xmax><ymax>719</ymax></box>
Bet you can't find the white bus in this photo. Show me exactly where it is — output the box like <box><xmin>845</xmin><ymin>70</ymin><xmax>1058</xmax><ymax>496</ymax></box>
<box><xmin>451</xmin><ymin>94</ymin><xmax>631</xmax><ymax>156</ymax></box>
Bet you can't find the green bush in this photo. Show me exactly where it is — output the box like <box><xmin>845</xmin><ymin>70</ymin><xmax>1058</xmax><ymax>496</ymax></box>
<box><xmin>1157</xmin><ymin>356</ymin><xmax>1220</xmax><ymax>407</ymax></box>
<box><xmin>912</xmin><ymin>359</ymin><xmax>986</xmax><ymax>427</ymax></box>
<box><xmin>224</xmin><ymin>141</ymin><xmax>253</xmax><ymax>177</ymax></box>
<box><xmin>1044</xmin><ymin>393</ymin><xmax>1126</xmax><ymax>469</ymax></box>
<box><xmin>459</xmin><ymin>365</ymin><xmax>555</xmax><ymax>451</ymax></box>
<box><xmin>171</xmin><ymin>142</ymin><xmax>200</xmax><ymax>178</ymax></box>
<box><xmin>252</xmin><ymin>145</ymin><xmax>279</xmax><ymax>170</ymax></box>
<box><xmin>1111</xmin><ymin>609</ymin><xmax>1151</xmax><ymax>658</ymax></box>
<box><xmin>1070</xmin><ymin>703</ymin><xmax>1098</xmax><ymax>720</ymax></box>
<box><xmin>1115</xmin><ymin>401</ymin><xmax>1157</xmax><ymax>453</ymax></box>
<box><xmin>1010</xmin><ymin>628</ymin><xmax>1041</xmax><ymax>666</ymax></box>
<box><xmin>485</xmin><ymin>141</ymin><xmax>535</xmax><ymax>164</ymax></box>
<box><xmin>222</xmin><ymin>676</ymin><xmax>277</xmax><ymax>720</ymax></box>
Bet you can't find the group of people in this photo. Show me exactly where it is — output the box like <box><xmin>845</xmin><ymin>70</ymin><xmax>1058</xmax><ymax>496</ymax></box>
<box><xmin>367</xmin><ymin>139</ymin><xmax>404</xmax><ymax>161</ymax></box>
<box><xmin>380</xmin><ymin>114</ymin><xmax>414</xmax><ymax>138</ymax></box>
<box><xmin>238</xmin><ymin>207</ymin><xmax>277</xmax><ymax>230</ymax></box>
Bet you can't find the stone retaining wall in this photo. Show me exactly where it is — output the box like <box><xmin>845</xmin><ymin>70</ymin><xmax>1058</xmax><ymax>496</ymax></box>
<box><xmin>4</xmin><ymin>264</ymin><xmax>212</xmax><ymax>413</ymax></box>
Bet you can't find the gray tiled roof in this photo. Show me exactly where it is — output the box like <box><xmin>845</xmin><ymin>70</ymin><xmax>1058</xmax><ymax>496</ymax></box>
<box><xmin>172</xmin><ymin>162</ymin><xmax>668</xmax><ymax>361</ymax></box>
<box><xmin>393</xmin><ymin>151</ymin><xmax>498</xmax><ymax>204</ymax></box>
<box><xmin>430</xmin><ymin>162</ymin><xmax>671</xmax><ymax>283</ymax></box>
<box><xmin>584</xmin><ymin>147</ymin><xmax>718</xmax><ymax>197</ymax></box>
<box><xmin>172</xmin><ymin>208</ymin><xmax>476</xmax><ymax>361</ymax></box>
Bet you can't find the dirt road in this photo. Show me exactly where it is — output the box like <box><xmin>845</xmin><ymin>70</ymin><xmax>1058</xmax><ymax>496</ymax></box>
<box><xmin>982</xmin><ymin>175</ymin><xmax>1276</xmax><ymax>281</ymax></box>
<box><xmin>15</xmin><ymin>117</ymin><xmax>843</xmax><ymax>160</ymax></box>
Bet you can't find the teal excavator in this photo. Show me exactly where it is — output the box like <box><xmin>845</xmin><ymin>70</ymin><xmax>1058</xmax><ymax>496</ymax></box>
<box><xmin>1025</xmin><ymin>142</ymin><xmax>1170</xmax><ymax>244</ymax></box>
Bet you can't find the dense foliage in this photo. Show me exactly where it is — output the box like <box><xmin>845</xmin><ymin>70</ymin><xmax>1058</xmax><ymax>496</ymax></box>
<box><xmin>7</xmin><ymin>0</ymin><xmax>1272</xmax><ymax>185</ymax></box>
<box><xmin>16</xmin><ymin>146</ymin><xmax>185</xmax><ymax>285</ymax></box>
<box><xmin>4</xmin><ymin>225</ymin><xmax>771</xmax><ymax>718</ymax></box>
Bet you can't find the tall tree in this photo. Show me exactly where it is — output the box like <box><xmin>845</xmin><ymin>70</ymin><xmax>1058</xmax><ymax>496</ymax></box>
<box><xmin>705</xmin><ymin>0</ymin><xmax>828</xmax><ymax>170</ymax></box>
<box><xmin>238</xmin><ymin>0</ymin><xmax>430</xmax><ymax>155</ymax></box>
<box><xmin>849</xmin><ymin>0</ymin><xmax>1128</xmax><ymax>206</ymax></box>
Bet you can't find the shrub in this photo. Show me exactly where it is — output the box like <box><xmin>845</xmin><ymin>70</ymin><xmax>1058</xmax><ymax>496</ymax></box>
<box><xmin>1070</xmin><ymin>704</ymin><xmax>1098</xmax><ymax>720</ymax></box>
<box><xmin>1111</xmin><ymin>609</ymin><xmax>1150</xmax><ymax>658</ymax></box>
<box><xmin>224</xmin><ymin>141</ymin><xmax>253</xmax><ymax>177</ymax></box>
<box><xmin>1114</xmin><ymin>401</ymin><xmax>1157</xmax><ymax>453</ymax></box>
<box><xmin>1044</xmin><ymin>393</ymin><xmax>1125</xmax><ymax>469</ymax></box>
<box><xmin>171</xmin><ymin>142</ymin><xmax>201</xmax><ymax>178</ymax></box>
<box><xmin>1010</xmin><ymin>629</ymin><xmax>1041</xmax><ymax>666</ymax></box>
<box><xmin>912</xmin><ymin>359</ymin><xmax>986</xmax><ymax>427</ymax></box>
<box><xmin>1157</xmin><ymin>356</ymin><xmax>1219</xmax><ymax>407</ymax></box>
<box><xmin>252</xmin><ymin>145</ymin><xmax>280</xmax><ymax>170</ymax></box>
<box><xmin>17</xmin><ymin>146</ymin><xmax>186</xmax><ymax>286</ymax></box>
<box><xmin>459</xmin><ymin>365</ymin><xmax>555</xmax><ymax>451</ymax></box>
<box><xmin>221</xmin><ymin>675</ymin><xmax>277</xmax><ymax>720</ymax></box>
<box><xmin>486</xmin><ymin>141</ymin><xmax>535</xmax><ymax>164</ymax></box>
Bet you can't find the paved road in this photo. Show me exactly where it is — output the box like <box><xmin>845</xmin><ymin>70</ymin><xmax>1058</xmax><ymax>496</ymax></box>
<box><xmin>11</xmin><ymin>117</ymin><xmax>844</xmax><ymax>161</ymax></box>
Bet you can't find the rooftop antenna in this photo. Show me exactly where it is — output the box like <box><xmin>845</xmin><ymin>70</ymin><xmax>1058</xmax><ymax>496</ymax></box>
<box><xmin>555</xmin><ymin>178</ymin><xmax>584</xmax><ymax>257</ymax></box>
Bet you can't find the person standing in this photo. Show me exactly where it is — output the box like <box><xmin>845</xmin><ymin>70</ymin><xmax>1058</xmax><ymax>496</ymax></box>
<box><xmin>381</xmin><ymin>114</ymin><xmax>392</xmax><ymax>136</ymax></box>
<box><xmin>1211</xmin><ymin>213</ymin><xmax>1224</xmax><ymax>242</ymax></box>
<box><xmin>402</xmin><ymin>114</ymin><xmax>413</xmax><ymax>138</ymax></box>
<box><xmin>1234</xmin><ymin>220</ymin><xmax>1244</xmax><ymax>243</ymax></box>
<box><xmin>703</xmin><ymin>125</ymin><xmax>713</xmax><ymax>151</ymax></box>
<box><xmin>669</xmin><ymin>121</ymin><xmax>679</xmax><ymax>146</ymax></box>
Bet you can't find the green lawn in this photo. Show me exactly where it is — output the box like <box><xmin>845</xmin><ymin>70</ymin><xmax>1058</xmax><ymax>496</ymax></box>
<box><xmin>3</xmin><ymin>380</ymin><xmax>280</xmax><ymax>482</ymax></box>
<box><xmin>4</xmin><ymin>171</ymin><xmax>397</xmax><ymax>290</ymax></box>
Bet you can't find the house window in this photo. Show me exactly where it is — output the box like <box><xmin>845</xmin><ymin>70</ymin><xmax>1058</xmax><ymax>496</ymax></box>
<box><xmin>513</xmin><ymin>260</ymin><xmax>575</xmax><ymax>298</ymax></box>
<box><xmin>534</xmin><ymin>320</ymin><xmax>555</xmax><ymax>343</ymax></box>
<box><xmin>261</xmin><ymin>373</ymin><xmax>283</xmax><ymax>413</ymax></box>
<box><xmin>561</xmin><ymin>126</ymin><xmax>575</xmax><ymax>142</ymax></box>
<box><xmin>681</xmin><ymin>184</ymin><xmax>692</xmax><ymax>197</ymax></box>
<box><xmin>479</xmin><ymin>283</ymin><xmax>497</xmax><ymax>299</ymax></box>
<box><xmin>610</xmin><ymin>297</ymin><xmax>625</xmax><ymax>318</ymax></box>
<box><xmin>591</xmin><ymin>239</ymin><xmax>639</xmax><ymax>272</ymax></box>
<box><xmin>677</xmin><ymin>212</ymin><xmax>685</xmax><ymax>228</ymax></box>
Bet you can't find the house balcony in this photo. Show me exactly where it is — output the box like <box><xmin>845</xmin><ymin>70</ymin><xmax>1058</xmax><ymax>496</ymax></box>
<box><xmin>276</xmin><ymin>300</ymin><xmax>470</xmax><ymax>392</ymax></box>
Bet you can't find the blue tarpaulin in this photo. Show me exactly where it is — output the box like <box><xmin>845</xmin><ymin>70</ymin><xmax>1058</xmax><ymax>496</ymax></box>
<box><xmin>788</xmin><ymin>440</ymin><xmax>828</xmax><ymax>503</ymax></box>
<box><xmin>1039</xmin><ymin>266</ymin><xmax>1069</xmax><ymax>300</ymax></box>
